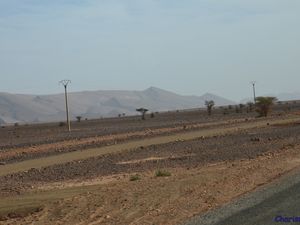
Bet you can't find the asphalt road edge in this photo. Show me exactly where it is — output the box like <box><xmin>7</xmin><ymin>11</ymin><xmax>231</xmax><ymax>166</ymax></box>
<box><xmin>182</xmin><ymin>167</ymin><xmax>300</xmax><ymax>225</ymax></box>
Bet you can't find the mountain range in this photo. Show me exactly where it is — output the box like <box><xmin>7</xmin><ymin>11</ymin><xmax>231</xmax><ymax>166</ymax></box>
<box><xmin>275</xmin><ymin>92</ymin><xmax>300</xmax><ymax>101</ymax></box>
<box><xmin>241</xmin><ymin>92</ymin><xmax>300</xmax><ymax>104</ymax></box>
<box><xmin>0</xmin><ymin>87</ymin><xmax>235</xmax><ymax>124</ymax></box>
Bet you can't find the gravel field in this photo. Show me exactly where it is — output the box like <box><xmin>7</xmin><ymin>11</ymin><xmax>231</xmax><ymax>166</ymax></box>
<box><xmin>0</xmin><ymin>110</ymin><xmax>256</xmax><ymax>149</ymax></box>
<box><xmin>1</xmin><ymin>122</ymin><xmax>300</xmax><ymax>197</ymax></box>
<box><xmin>1</xmin><ymin>108</ymin><xmax>300</xmax><ymax>225</ymax></box>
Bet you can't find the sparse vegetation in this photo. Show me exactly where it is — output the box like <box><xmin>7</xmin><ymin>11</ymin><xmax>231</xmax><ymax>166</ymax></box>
<box><xmin>76</xmin><ymin>116</ymin><xmax>82</xmax><ymax>122</ymax></box>
<box><xmin>239</xmin><ymin>104</ymin><xmax>245</xmax><ymax>113</ymax></box>
<box><xmin>286</xmin><ymin>104</ymin><xmax>291</xmax><ymax>112</ymax></box>
<box><xmin>129</xmin><ymin>174</ymin><xmax>141</xmax><ymax>181</ymax></box>
<box><xmin>223</xmin><ymin>108</ymin><xmax>229</xmax><ymax>115</ymax></box>
<box><xmin>255</xmin><ymin>96</ymin><xmax>277</xmax><ymax>117</ymax></box>
<box><xmin>136</xmin><ymin>108</ymin><xmax>149</xmax><ymax>120</ymax></box>
<box><xmin>235</xmin><ymin>105</ymin><xmax>239</xmax><ymax>113</ymax></box>
<box><xmin>0</xmin><ymin>205</ymin><xmax>43</xmax><ymax>221</ymax></box>
<box><xmin>205</xmin><ymin>100</ymin><xmax>215</xmax><ymax>116</ymax></box>
<box><xmin>1</xmin><ymin>108</ymin><xmax>300</xmax><ymax>225</ymax></box>
<box><xmin>155</xmin><ymin>170</ymin><xmax>171</xmax><ymax>177</ymax></box>
<box><xmin>59</xmin><ymin>122</ymin><xmax>66</xmax><ymax>127</ymax></box>
<box><xmin>247</xmin><ymin>102</ymin><xmax>254</xmax><ymax>112</ymax></box>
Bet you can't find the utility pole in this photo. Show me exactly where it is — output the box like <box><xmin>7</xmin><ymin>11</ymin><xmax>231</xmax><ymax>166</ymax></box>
<box><xmin>250</xmin><ymin>81</ymin><xmax>257</xmax><ymax>104</ymax></box>
<box><xmin>59</xmin><ymin>79</ymin><xmax>71</xmax><ymax>132</ymax></box>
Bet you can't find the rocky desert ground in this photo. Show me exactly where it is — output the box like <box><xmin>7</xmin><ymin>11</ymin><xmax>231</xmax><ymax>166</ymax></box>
<box><xmin>1</xmin><ymin>106</ymin><xmax>300</xmax><ymax>225</ymax></box>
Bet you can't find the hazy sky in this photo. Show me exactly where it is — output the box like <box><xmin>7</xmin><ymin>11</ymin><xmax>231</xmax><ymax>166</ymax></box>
<box><xmin>0</xmin><ymin>0</ymin><xmax>299</xmax><ymax>101</ymax></box>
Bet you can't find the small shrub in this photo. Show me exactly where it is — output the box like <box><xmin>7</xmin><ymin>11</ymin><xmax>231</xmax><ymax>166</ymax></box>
<box><xmin>130</xmin><ymin>174</ymin><xmax>140</xmax><ymax>181</ymax></box>
<box><xmin>136</xmin><ymin>108</ymin><xmax>148</xmax><ymax>120</ymax></box>
<box><xmin>255</xmin><ymin>96</ymin><xmax>277</xmax><ymax>117</ymax></box>
<box><xmin>14</xmin><ymin>122</ymin><xmax>19</xmax><ymax>127</ymax></box>
<box><xmin>59</xmin><ymin>122</ymin><xmax>66</xmax><ymax>127</ymax></box>
<box><xmin>150</xmin><ymin>112</ymin><xmax>155</xmax><ymax>118</ymax></box>
<box><xmin>247</xmin><ymin>102</ymin><xmax>254</xmax><ymax>112</ymax></box>
<box><xmin>155</xmin><ymin>170</ymin><xmax>171</xmax><ymax>177</ymax></box>
<box><xmin>205</xmin><ymin>100</ymin><xmax>215</xmax><ymax>116</ymax></box>
<box><xmin>239</xmin><ymin>104</ymin><xmax>245</xmax><ymax>113</ymax></box>
<box><xmin>235</xmin><ymin>106</ymin><xmax>239</xmax><ymax>113</ymax></box>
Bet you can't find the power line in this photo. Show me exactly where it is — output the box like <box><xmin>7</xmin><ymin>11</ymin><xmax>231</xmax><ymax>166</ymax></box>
<box><xmin>250</xmin><ymin>81</ymin><xmax>257</xmax><ymax>104</ymax></box>
<box><xmin>59</xmin><ymin>79</ymin><xmax>71</xmax><ymax>132</ymax></box>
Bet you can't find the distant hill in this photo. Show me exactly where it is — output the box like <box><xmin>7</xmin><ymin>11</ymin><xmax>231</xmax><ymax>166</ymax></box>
<box><xmin>275</xmin><ymin>92</ymin><xmax>300</xmax><ymax>101</ymax></box>
<box><xmin>0</xmin><ymin>87</ymin><xmax>235</xmax><ymax>124</ymax></box>
<box><xmin>241</xmin><ymin>92</ymin><xmax>300</xmax><ymax>103</ymax></box>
